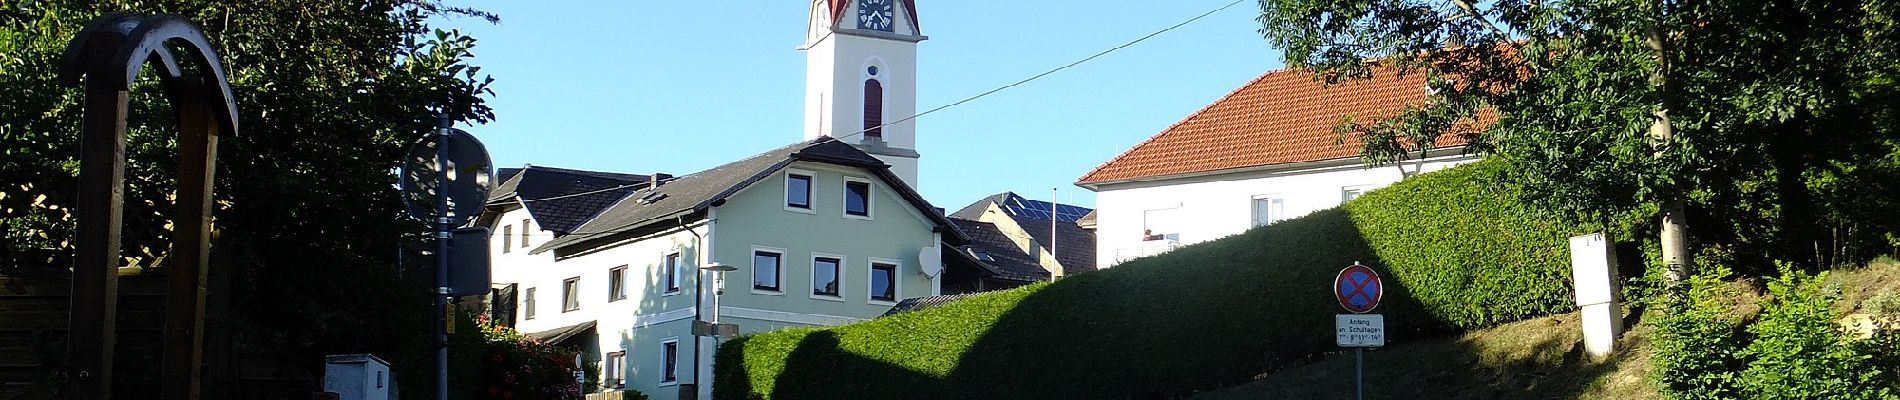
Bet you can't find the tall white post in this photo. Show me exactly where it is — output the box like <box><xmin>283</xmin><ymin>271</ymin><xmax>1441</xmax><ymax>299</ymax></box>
<box><xmin>1568</xmin><ymin>233</ymin><xmax>1624</xmax><ymax>359</ymax></box>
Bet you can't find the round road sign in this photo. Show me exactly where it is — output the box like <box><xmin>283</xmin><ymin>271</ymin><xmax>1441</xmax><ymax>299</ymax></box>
<box><xmin>399</xmin><ymin>128</ymin><xmax>494</xmax><ymax>227</ymax></box>
<box><xmin>1334</xmin><ymin>263</ymin><xmax>1383</xmax><ymax>313</ymax></box>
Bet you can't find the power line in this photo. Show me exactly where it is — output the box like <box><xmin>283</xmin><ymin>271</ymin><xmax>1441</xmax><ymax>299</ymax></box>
<box><xmin>495</xmin><ymin>1</ymin><xmax>1246</xmax><ymax>242</ymax></box>
<box><xmin>829</xmin><ymin>0</ymin><xmax>1248</xmax><ymax>142</ymax></box>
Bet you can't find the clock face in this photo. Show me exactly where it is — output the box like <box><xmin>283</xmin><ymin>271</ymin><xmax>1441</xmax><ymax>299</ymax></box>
<box><xmin>858</xmin><ymin>0</ymin><xmax>895</xmax><ymax>32</ymax></box>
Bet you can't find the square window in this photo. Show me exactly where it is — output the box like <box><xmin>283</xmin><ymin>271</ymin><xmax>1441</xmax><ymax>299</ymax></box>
<box><xmin>813</xmin><ymin>256</ymin><xmax>841</xmax><ymax>297</ymax></box>
<box><xmin>1143</xmin><ymin>208</ymin><xmax>1181</xmax><ymax>241</ymax></box>
<box><xmin>661</xmin><ymin>340</ymin><xmax>679</xmax><ymax>383</ymax></box>
<box><xmin>1251</xmin><ymin>196</ymin><xmax>1285</xmax><ymax>228</ymax></box>
<box><xmin>870</xmin><ymin>262</ymin><xmax>897</xmax><ymax>302</ymax></box>
<box><xmin>608</xmin><ymin>266</ymin><xmax>627</xmax><ymax>302</ymax></box>
<box><xmin>523</xmin><ymin>287</ymin><xmax>537</xmax><ymax>320</ymax></box>
<box><xmin>1342</xmin><ymin>187</ymin><xmax>1367</xmax><ymax>203</ymax></box>
<box><xmin>844</xmin><ymin>180</ymin><xmax>871</xmax><ymax>217</ymax></box>
<box><xmin>786</xmin><ymin>173</ymin><xmax>813</xmax><ymax>210</ymax></box>
<box><xmin>562</xmin><ymin>277</ymin><xmax>580</xmax><ymax>312</ymax></box>
<box><xmin>753</xmin><ymin>250</ymin><xmax>782</xmax><ymax>292</ymax></box>
<box><xmin>665</xmin><ymin>252</ymin><xmax>682</xmax><ymax>294</ymax></box>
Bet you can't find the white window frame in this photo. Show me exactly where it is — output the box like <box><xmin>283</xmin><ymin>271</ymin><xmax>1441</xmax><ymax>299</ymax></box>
<box><xmin>784</xmin><ymin>169</ymin><xmax>816</xmax><ymax>213</ymax></box>
<box><xmin>1251</xmin><ymin>194</ymin><xmax>1285</xmax><ymax>228</ymax></box>
<box><xmin>659</xmin><ymin>338</ymin><xmax>680</xmax><ymax>385</ymax></box>
<box><xmin>750</xmin><ymin>246</ymin><xmax>786</xmax><ymax>295</ymax></box>
<box><xmin>608</xmin><ymin>265</ymin><xmax>627</xmax><ymax>302</ymax></box>
<box><xmin>561</xmin><ymin>277</ymin><xmax>581</xmax><ymax>312</ymax></box>
<box><xmin>810</xmin><ymin>253</ymin><xmax>846</xmax><ymax>301</ymax></box>
<box><xmin>867</xmin><ymin>257</ymin><xmax>901</xmax><ymax>305</ymax></box>
<box><xmin>842</xmin><ymin>177</ymin><xmax>874</xmax><ymax>220</ymax></box>
<box><xmin>663</xmin><ymin>252</ymin><xmax>682</xmax><ymax>296</ymax></box>
<box><xmin>1341</xmin><ymin>184</ymin><xmax>1373</xmax><ymax>203</ymax></box>
<box><xmin>1142</xmin><ymin>207</ymin><xmax>1182</xmax><ymax>242</ymax></box>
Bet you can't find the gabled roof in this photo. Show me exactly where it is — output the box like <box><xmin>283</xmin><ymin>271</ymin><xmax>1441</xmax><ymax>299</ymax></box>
<box><xmin>487</xmin><ymin>166</ymin><xmax>649</xmax><ymax>235</ymax></box>
<box><xmin>951</xmin><ymin>192</ymin><xmax>1097</xmax><ymax>273</ymax></box>
<box><xmin>949</xmin><ymin>219</ymin><xmax>1051</xmax><ymax>282</ymax></box>
<box><xmin>1076</xmin><ymin>67</ymin><xmax>1458</xmax><ymax>186</ymax></box>
<box><xmin>822</xmin><ymin>0</ymin><xmax>921</xmax><ymax>33</ymax></box>
<box><xmin>951</xmin><ymin>192</ymin><xmax>1092</xmax><ymax>223</ymax></box>
<box><xmin>532</xmin><ymin>137</ymin><xmax>964</xmax><ymax>255</ymax></box>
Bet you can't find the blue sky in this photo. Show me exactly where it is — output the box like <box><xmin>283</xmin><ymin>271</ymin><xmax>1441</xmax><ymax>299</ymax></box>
<box><xmin>441</xmin><ymin>1</ymin><xmax>1283</xmax><ymax>209</ymax></box>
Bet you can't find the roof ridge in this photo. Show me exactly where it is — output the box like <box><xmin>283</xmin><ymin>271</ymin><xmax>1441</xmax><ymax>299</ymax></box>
<box><xmin>1075</xmin><ymin>68</ymin><xmax>1304</xmax><ymax>184</ymax></box>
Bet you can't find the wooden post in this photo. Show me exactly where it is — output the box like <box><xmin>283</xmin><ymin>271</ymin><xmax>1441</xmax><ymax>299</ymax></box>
<box><xmin>69</xmin><ymin>55</ymin><xmax>131</xmax><ymax>400</ymax></box>
<box><xmin>164</xmin><ymin>77</ymin><xmax>220</xmax><ymax>400</ymax></box>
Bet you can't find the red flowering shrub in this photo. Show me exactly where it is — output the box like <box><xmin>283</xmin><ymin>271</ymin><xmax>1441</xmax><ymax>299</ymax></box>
<box><xmin>477</xmin><ymin>317</ymin><xmax>583</xmax><ymax>400</ymax></box>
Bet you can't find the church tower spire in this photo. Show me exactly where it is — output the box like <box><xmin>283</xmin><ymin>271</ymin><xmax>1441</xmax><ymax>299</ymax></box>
<box><xmin>802</xmin><ymin>0</ymin><xmax>926</xmax><ymax>189</ymax></box>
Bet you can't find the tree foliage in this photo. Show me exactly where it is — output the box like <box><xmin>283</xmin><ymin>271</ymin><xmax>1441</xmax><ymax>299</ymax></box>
<box><xmin>0</xmin><ymin>0</ymin><xmax>497</xmax><ymax>396</ymax></box>
<box><xmin>1258</xmin><ymin>0</ymin><xmax>1900</xmax><ymax>272</ymax></box>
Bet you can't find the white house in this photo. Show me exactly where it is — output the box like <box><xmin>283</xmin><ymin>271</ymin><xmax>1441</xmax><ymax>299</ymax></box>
<box><xmin>477</xmin><ymin>1</ymin><xmax>945</xmax><ymax>399</ymax></box>
<box><xmin>1075</xmin><ymin>67</ymin><xmax>1479</xmax><ymax>268</ymax></box>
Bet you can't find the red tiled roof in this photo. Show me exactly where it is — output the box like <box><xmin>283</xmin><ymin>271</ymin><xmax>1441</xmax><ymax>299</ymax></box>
<box><xmin>1076</xmin><ymin>67</ymin><xmax>1464</xmax><ymax>185</ymax></box>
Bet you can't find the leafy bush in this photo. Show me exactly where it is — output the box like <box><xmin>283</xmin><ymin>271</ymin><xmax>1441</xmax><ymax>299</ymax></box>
<box><xmin>1652</xmin><ymin>264</ymin><xmax>1900</xmax><ymax>400</ymax></box>
<box><xmin>475</xmin><ymin>317</ymin><xmax>584</xmax><ymax>400</ymax></box>
<box><xmin>1650</xmin><ymin>266</ymin><xmax>1749</xmax><ymax>400</ymax></box>
<box><xmin>1738</xmin><ymin>265</ymin><xmax>1894</xmax><ymax>400</ymax></box>
<box><xmin>715</xmin><ymin>159</ymin><xmax>1581</xmax><ymax>399</ymax></box>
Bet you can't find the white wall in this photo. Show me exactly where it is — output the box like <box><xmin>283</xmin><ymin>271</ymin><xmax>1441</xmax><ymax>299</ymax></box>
<box><xmin>1090</xmin><ymin>155</ymin><xmax>1478</xmax><ymax>268</ymax></box>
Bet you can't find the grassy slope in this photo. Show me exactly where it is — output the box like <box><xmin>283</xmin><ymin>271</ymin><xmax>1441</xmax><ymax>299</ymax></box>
<box><xmin>1197</xmin><ymin>259</ymin><xmax>1900</xmax><ymax>400</ymax></box>
<box><xmin>1193</xmin><ymin>311</ymin><xmax>1661</xmax><ymax>400</ymax></box>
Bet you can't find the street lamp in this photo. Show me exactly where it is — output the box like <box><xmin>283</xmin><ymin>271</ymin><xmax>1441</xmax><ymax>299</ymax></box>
<box><xmin>698</xmin><ymin>262</ymin><xmax>736</xmax><ymax>327</ymax></box>
<box><xmin>686</xmin><ymin>262</ymin><xmax>737</xmax><ymax>400</ymax></box>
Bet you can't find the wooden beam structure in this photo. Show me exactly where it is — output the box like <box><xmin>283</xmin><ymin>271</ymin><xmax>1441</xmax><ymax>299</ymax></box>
<box><xmin>58</xmin><ymin>14</ymin><xmax>240</xmax><ymax>400</ymax></box>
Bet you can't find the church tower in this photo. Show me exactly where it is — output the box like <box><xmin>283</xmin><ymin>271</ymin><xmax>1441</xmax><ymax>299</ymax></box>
<box><xmin>802</xmin><ymin>0</ymin><xmax>926</xmax><ymax>189</ymax></box>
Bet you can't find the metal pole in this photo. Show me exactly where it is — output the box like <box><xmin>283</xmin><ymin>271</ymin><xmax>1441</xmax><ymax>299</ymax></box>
<box><xmin>1355</xmin><ymin>348</ymin><xmax>1364</xmax><ymax>400</ymax></box>
<box><xmin>433</xmin><ymin>115</ymin><xmax>453</xmax><ymax>400</ymax></box>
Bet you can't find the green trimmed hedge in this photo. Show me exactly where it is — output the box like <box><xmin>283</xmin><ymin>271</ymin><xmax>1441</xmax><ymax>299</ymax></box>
<box><xmin>715</xmin><ymin>159</ymin><xmax>1579</xmax><ymax>399</ymax></box>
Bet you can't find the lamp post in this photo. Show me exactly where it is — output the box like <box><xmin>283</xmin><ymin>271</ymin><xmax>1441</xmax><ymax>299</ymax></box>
<box><xmin>686</xmin><ymin>262</ymin><xmax>736</xmax><ymax>400</ymax></box>
<box><xmin>699</xmin><ymin>262</ymin><xmax>737</xmax><ymax>326</ymax></box>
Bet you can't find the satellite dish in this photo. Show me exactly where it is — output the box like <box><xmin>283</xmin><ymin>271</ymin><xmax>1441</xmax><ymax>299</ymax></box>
<box><xmin>918</xmin><ymin>244</ymin><xmax>942</xmax><ymax>278</ymax></box>
<box><xmin>399</xmin><ymin>128</ymin><xmax>494</xmax><ymax>227</ymax></box>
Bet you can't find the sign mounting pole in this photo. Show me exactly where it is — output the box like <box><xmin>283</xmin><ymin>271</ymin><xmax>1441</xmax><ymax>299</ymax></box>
<box><xmin>1334</xmin><ymin>261</ymin><xmax>1385</xmax><ymax>400</ymax></box>
<box><xmin>432</xmin><ymin>115</ymin><xmax>452</xmax><ymax>400</ymax></box>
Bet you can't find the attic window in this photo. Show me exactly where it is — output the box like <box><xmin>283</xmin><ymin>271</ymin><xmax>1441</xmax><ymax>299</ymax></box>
<box><xmin>638</xmin><ymin>191</ymin><xmax>668</xmax><ymax>205</ymax></box>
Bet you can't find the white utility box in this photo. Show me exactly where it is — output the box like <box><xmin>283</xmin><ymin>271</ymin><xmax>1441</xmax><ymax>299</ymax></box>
<box><xmin>324</xmin><ymin>354</ymin><xmax>393</xmax><ymax>400</ymax></box>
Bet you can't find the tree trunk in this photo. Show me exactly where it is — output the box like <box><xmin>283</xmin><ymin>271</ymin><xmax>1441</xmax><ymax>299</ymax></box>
<box><xmin>1646</xmin><ymin>3</ymin><xmax>1692</xmax><ymax>285</ymax></box>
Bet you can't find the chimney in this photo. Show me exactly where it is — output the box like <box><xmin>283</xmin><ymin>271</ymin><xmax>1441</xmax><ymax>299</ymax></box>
<box><xmin>649</xmin><ymin>173</ymin><xmax>673</xmax><ymax>190</ymax></box>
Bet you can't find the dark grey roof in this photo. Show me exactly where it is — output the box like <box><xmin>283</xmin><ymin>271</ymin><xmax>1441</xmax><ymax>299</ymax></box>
<box><xmin>1014</xmin><ymin>214</ymin><xmax>1097</xmax><ymax>274</ymax></box>
<box><xmin>532</xmin><ymin>137</ymin><xmax>965</xmax><ymax>255</ymax></box>
<box><xmin>488</xmin><ymin>166</ymin><xmax>649</xmax><ymax>235</ymax></box>
<box><xmin>951</xmin><ymin>192</ymin><xmax>1093</xmax><ymax>222</ymax></box>
<box><xmin>526</xmin><ymin>320</ymin><xmax>596</xmax><ymax>346</ymax></box>
<box><xmin>949</xmin><ymin>218</ymin><xmax>1050</xmax><ymax>281</ymax></box>
<box><xmin>950</xmin><ymin>192</ymin><xmax>1097</xmax><ymax>274</ymax></box>
<box><xmin>881</xmin><ymin>293</ymin><xmax>983</xmax><ymax>316</ymax></box>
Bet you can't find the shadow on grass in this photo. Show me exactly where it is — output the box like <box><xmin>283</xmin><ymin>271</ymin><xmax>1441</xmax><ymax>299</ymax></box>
<box><xmin>721</xmin><ymin>205</ymin><xmax>1618</xmax><ymax>399</ymax></box>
